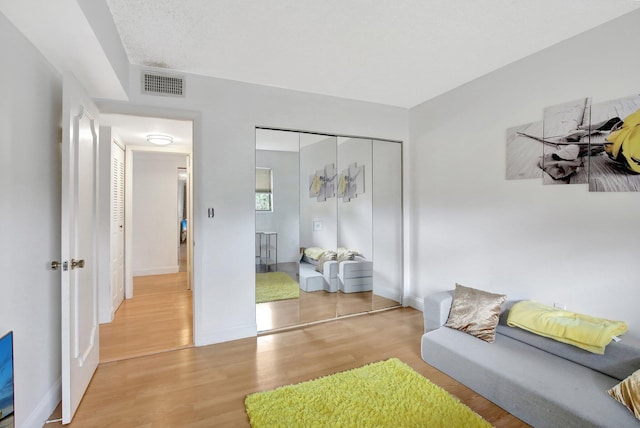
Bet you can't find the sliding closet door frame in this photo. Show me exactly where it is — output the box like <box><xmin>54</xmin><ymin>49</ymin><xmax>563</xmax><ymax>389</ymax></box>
<box><xmin>256</xmin><ymin>126</ymin><xmax>403</xmax><ymax>333</ymax></box>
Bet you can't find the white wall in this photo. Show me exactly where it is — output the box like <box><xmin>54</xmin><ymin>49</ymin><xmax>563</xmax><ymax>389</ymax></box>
<box><xmin>107</xmin><ymin>66</ymin><xmax>408</xmax><ymax>346</ymax></box>
<box><xmin>408</xmin><ymin>10</ymin><xmax>640</xmax><ymax>342</ymax></box>
<box><xmin>255</xmin><ymin>150</ymin><xmax>299</xmax><ymax>263</ymax></box>
<box><xmin>132</xmin><ymin>152</ymin><xmax>187</xmax><ymax>276</ymax></box>
<box><xmin>0</xmin><ymin>13</ymin><xmax>63</xmax><ymax>428</ymax></box>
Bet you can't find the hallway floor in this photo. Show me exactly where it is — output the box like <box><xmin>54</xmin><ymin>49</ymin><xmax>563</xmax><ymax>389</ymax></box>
<box><xmin>99</xmin><ymin>272</ymin><xmax>193</xmax><ymax>363</ymax></box>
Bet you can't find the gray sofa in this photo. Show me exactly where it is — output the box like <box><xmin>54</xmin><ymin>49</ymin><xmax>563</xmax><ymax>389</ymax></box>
<box><xmin>338</xmin><ymin>257</ymin><xmax>373</xmax><ymax>293</ymax></box>
<box><xmin>299</xmin><ymin>260</ymin><xmax>338</xmax><ymax>292</ymax></box>
<box><xmin>299</xmin><ymin>256</ymin><xmax>373</xmax><ymax>293</ymax></box>
<box><xmin>421</xmin><ymin>290</ymin><xmax>640</xmax><ymax>428</ymax></box>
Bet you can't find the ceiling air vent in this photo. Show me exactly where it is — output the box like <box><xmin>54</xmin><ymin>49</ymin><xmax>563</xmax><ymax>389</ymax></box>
<box><xmin>141</xmin><ymin>72</ymin><xmax>185</xmax><ymax>97</ymax></box>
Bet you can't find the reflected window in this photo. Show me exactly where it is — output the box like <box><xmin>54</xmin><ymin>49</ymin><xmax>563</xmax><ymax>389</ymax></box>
<box><xmin>256</xmin><ymin>168</ymin><xmax>273</xmax><ymax>212</ymax></box>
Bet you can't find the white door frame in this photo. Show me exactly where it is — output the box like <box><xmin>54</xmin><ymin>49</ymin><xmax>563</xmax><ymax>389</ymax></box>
<box><xmin>94</xmin><ymin>101</ymin><xmax>200</xmax><ymax>344</ymax></box>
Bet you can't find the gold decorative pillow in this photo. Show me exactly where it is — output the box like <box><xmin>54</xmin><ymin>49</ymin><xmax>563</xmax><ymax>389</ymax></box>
<box><xmin>607</xmin><ymin>369</ymin><xmax>640</xmax><ymax>420</ymax></box>
<box><xmin>444</xmin><ymin>283</ymin><xmax>506</xmax><ymax>343</ymax></box>
<box><xmin>337</xmin><ymin>248</ymin><xmax>359</xmax><ymax>258</ymax></box>
<box><xmin>315</xmin><ymin>251</ymin><xmax>337</xmax><ymax>273</ymax></box>
<box><xmin>337</xmin><ymin>250</ymin><xmax>357</xmax><ymax>263</ymax></box>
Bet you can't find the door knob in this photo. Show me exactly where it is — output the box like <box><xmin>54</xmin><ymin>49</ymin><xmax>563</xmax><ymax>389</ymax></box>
<box><xmin>71</xmin><ymin>259</ymin><xmax>85</xmax><ymax>269</ymax></box>
<box><xmin>51</xmin><ymin>261</ymin><xmax>69</xmax><ymax>271</ymax></box>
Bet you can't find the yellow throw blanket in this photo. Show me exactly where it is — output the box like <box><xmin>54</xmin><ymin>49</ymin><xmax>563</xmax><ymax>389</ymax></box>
<box><xmin>507</xmin><ymin>300</ymin><xmax>628</xmax><ymax>354</ymax></box>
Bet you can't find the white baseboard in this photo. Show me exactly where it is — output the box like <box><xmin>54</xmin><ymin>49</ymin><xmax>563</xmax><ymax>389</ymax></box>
<box><xmin>374</xmin><ymin>285</ymin><xmax>403</xmax><ymax>302</ymax></box>
<box><xmin>195</xmin><ymin>323</ymin><xmax>257</xmax><ymax>347</ymax></box>
<box><xmin>132</xmin><ymin>266</ymin><xmax>179</xmax><ymax>277</ymax></box>
<box><xmin>21</xmin><ymin>377</ymin><xmax>60</xmax><ymax>428</ymax></box>
<box><xmin>403</xmin><ymin>295</ymin><xmax>424</xmax><ymax>312</ymax></box>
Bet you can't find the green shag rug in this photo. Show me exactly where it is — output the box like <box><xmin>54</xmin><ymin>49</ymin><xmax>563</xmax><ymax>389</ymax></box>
<box><xmin>255</xmin><ymin>272</ymin><xmax>300</xmax><ymax>304</ymax></box>
<box><xmin>244</xmin><ymin>358</ymin><xmax>491</xmax><ymax>428</ymax></box>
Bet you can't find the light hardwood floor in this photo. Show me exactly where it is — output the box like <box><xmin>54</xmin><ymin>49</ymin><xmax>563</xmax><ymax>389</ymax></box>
<box><xmin>99</xmin><ymin>272</ymin><xmax>193</xmax><ymax>363</ymax></box>
<box><xmin>47</xmin><ymin>306</ymin><xmax>529</xmax><ymax>427</ymax></box>
<box><xmin>256</xmin><ymin>262</ymin><xmax>401</xmax><ymax>332</ymax></box>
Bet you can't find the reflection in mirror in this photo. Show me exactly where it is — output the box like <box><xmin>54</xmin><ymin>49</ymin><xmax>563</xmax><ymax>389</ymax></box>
<box><xmin>298</xmin><ymin>133</ymin><xmax>338</xmax><ymax>324</ymax></box>
<box><xmin>255</xmin><ymin>128</ymin><xmax>403</xmax><ymax>333</ymax></box>
<box><xmin>255</xmin><ymin>129</ymin><xmax>301</xmax><ymax>332</ymax></box>
<box><xmin>337</xmin><ymin>137</ymin><xmax>373</xmax><ymax>316</ymax></box>
<box><xmin>372</xmin><ymin>140</ymin><xmax>403</xmax><ymax>310</ymax></box>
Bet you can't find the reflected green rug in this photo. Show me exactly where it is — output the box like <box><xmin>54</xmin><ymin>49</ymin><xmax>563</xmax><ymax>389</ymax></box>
<box><xmin>255</xmin><ymin>272</ymin><xmax>299</xmax><ymax>304</ymax></box>
<box><xmin>244</xmin><ymin>358</ymin><xmax>491</xmax><ymax>427</ymax></box>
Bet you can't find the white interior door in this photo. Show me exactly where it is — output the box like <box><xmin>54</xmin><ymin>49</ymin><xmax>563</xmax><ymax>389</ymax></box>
<box><xmin>61</xmin><ymin>72</ymin><xmax>100</xmax><ymax>424</ymax></box>
<box><xmin>111</xmin><ymin>141</ymin><xmax>125</xmax><ymax>312</ymax></box>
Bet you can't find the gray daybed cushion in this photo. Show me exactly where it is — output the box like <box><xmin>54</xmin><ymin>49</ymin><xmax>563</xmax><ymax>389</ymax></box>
<box><xmin>422</xmin><ymin>326</ymin><xmax>638</xmax><ymax>428</ymax></box>
<box><xmin>301</xmin><ymin>254</ymin><xmax>317</xmax><ymax>266</ymax></box>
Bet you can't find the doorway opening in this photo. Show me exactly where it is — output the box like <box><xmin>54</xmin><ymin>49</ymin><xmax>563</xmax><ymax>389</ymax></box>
<box><xmin>98</xmin><ymin>113</ymin><xmax>194</xmax><ymax>363</ymax></box>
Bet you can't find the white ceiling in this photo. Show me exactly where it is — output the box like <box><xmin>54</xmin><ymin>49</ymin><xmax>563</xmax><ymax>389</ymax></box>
<box><xmin>2</xmin><ymin>0</ymin><xmax>639</xmax><ymax>146</ymax></box>
<box><xmin>101</xmin><ymin>114</ymin><xmax>193</xmax><ymax>148</ymax></box>
<box><xmin>105</xmin><ymin>0</ymin><xmax>640</xmax><ymax>108</ymax></box>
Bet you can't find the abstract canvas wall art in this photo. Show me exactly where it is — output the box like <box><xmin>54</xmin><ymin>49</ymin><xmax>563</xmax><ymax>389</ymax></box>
<box><xmin>506</xmin><ymin>93</ymin><xmax>640</xmax><ymax>192</ymax></box>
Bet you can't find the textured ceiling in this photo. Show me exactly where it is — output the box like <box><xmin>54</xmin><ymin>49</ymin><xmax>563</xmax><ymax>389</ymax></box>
<box><xmin>106</xmin><ymin>0</ymin><xmax>640</xmax><ymax>108</ymax></box>
<box><xmin>3</xmin><ymin>1</ymin><xmax>638</xmax><ymax>148</ymax></box>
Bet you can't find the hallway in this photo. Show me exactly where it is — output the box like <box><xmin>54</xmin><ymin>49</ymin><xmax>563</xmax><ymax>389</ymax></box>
<box><xmin>99</xmin><ymin>272</ymin><xmax>193</xmax><ymax>363</ymax></box>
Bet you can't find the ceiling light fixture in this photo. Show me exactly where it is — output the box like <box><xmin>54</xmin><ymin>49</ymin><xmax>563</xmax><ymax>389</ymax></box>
<box><xmin>147</xmin><ymin>134</ymin><xmax>173</xmax><ymax>145</ymax></box>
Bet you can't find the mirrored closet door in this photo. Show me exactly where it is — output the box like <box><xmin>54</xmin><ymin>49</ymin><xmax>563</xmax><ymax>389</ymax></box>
<box><xmin>336</xmin><ymin>137</ymin><xmax>373</xmax><ymax>317</ymax></box>
<box><xmin>255</xmin><ymin>128</ymin><xmax>403</xmax><ymax>332</ymax></box>
<box><xmin>297</xmin><ymin>133</ymin><xmax>339</xmax><ymax>324</ymax></box>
